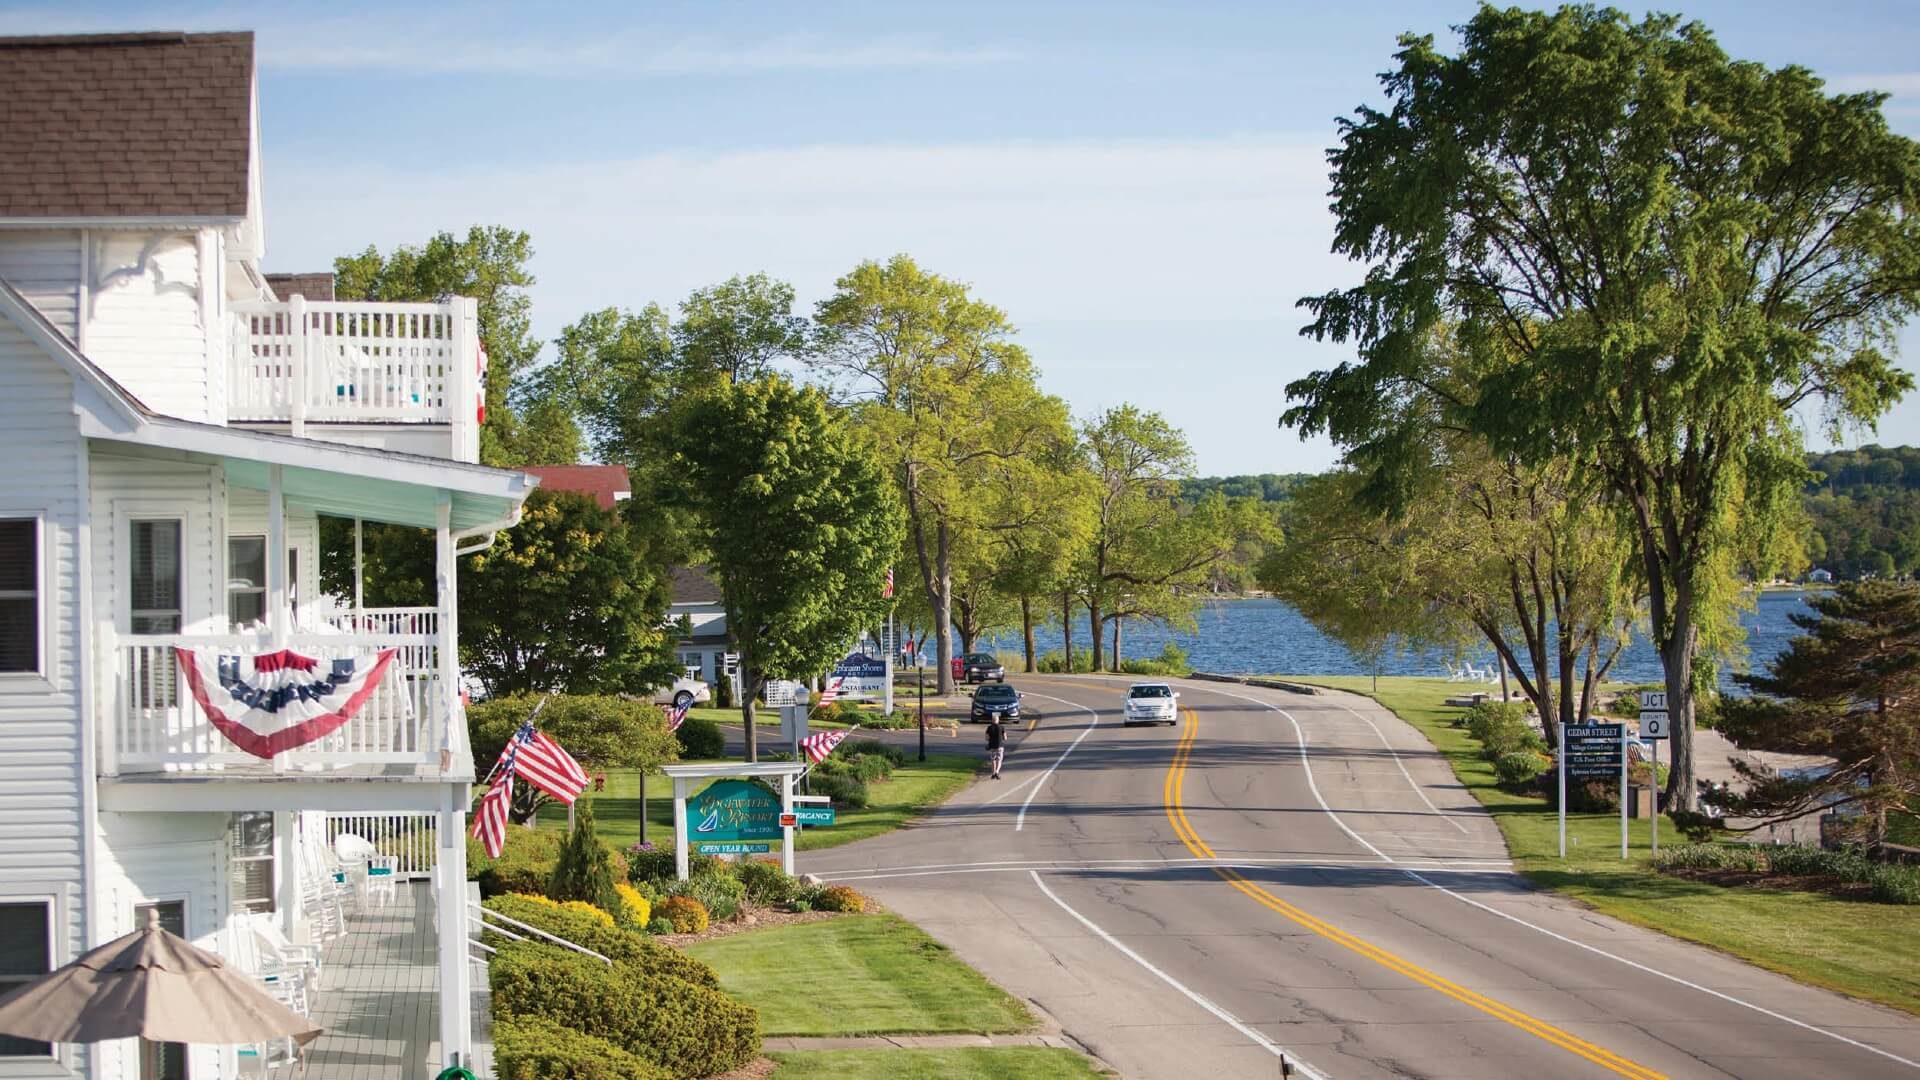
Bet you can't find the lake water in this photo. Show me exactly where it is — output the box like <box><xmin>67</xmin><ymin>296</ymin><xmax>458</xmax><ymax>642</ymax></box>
<box><xmin>988</xmin><ymin>591</ymin><xmax>1818</xmax><ymax>689</ymax></box>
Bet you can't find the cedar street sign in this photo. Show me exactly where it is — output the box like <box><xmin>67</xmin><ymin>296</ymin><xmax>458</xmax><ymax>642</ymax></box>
<box><xmin>1565</xmin><ymin>723</ymin><xmax>1625</xmax><ymax>779</ymax></box>
<box><xmin>690</xmin><ymin>779</ymin><xmax>782</xmax><ymax>843</ymax></box>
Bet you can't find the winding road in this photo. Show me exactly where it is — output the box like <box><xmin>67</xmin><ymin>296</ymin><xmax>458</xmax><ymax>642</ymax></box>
<box><xmin>805</xmin><ymin>675</ymin><xmax>1920</xmax><ymax>1079</ymax></box>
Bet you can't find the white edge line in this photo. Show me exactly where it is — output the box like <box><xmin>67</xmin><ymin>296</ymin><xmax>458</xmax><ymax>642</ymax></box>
<box><xmin>822</xmin><ymin>861</ymin><xmax>1513</xmax><ymax>883</ymax></box>
<box><xmin>817</xmin><ymin>855</ymin><xmax>1516</xmax><ymax>874</ymax></box>
<box><xmin>1340</xmin><ymin>703</ymin><xmax>1472</xmax><ymax>834</ymax></box>
<box><xmin>1196</xmin><ymin>685</ymin><xmax>1395</xmax><ymax>862</ymax></box>
<box><xmin>1405</xmin><ymin>870</ymin><xmax>1920</xmax><ymax>1073</ymax></box>
<box><xmin>1013</xmin><ymin>692</ymin><xmax>1101</xmax><ymax>832</ymax></box>
<box><xmin>1029</xmin><ymin>870</ymin><xmax>1332</xmax><ymax>1080</ymax></box>
<box><xmin>978</xmin><ymin>771</ymin><xmax>1045</xmax><ymax>806</ymax></box>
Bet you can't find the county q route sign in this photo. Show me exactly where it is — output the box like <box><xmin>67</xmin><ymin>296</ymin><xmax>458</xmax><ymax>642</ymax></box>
<box><xmin>1638</xmin><ymin>690</ymin><xmax>1670</xmax><ymax>739</ymax></box>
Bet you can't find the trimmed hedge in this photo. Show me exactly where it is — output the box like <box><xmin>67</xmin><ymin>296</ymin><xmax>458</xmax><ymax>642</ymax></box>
<box><xmin>1494</xmin><ymin>750</ymin><xmax>1549</xmax><ymax>786</ymax></box>
<box><xmin>656</xmin><ymin>896</ymin><xmax>710</xmax><ymax>934</ymax></box>
<box><xmin>493</xmin><ymin>1016</ymin><xmax>670</xmax><ymax>1080</ymax></box>
<box><xmin>676</xmin><ymin>717</ymin><xmax>726</xmax><ymax>759</ymax></box>
<box><xmin>735</xmin><ymin>859</ymin><xmax>798</xmax><ymax>907</ymax></box>
<box><xmin>469</xmin><ymin>826</ymin><xmax>630</xmax><ymax>899</ymax></box>
<box><xmin>1652</xmin><ymin>843</ymin><xmax>1920</xmax><ymax>904</ymax></box>
<box><xmin>490</xmin><ymin>943</ymin><xmax>759</xmax><ymax>1079</ymax></box>
<box><xmin>482</xmin><ymin>894</ymin><xmax>718</xmax><ymax>988</ymax></box>
<box><xmin>662</xmin><ymin>872</ymin><xmax>745</xmax><ymax>922</ymax></box>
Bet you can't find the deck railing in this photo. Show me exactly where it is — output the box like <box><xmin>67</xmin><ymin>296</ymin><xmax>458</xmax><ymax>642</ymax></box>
<box><xmin>227</xmin><ymin>297</ymin><xmax>481</xmax><ymax>460</ymax></box>
<box><xmin>108</xmin><ymin>632</ymin><xmax>449</xmax><ymax>774</ymax></box>
<box><xmin>317</xmin><ymin>607</ymin><xmax>441</xmax><ymax>638</ymax></box>
<box><xmin>323</xmin><ymin>813</ymin><xmax>439</xmax><ymax>879</ymax></box>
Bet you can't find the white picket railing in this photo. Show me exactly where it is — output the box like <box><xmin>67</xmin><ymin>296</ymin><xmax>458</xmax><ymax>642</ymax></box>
<box><xmin>227</xmin><ymin>297</ymin><xmax>481</xmax><ymax>459</ymax></box>
<box><xmin>318</xmin><ymin>607</ymin><xmax>441</xmax><ymax>638</ymax></box>
<box><xmin>109</xmin><ymin>632</ymin><xmax>447</xmax><ymax>772</ymax></box>
<box><xmin>323</xmin><ymin>813</ymin><xmax>439</xmax><ymax>880</ymax></box>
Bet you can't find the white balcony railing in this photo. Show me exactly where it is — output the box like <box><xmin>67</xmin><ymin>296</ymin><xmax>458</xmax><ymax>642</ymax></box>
<box><xmin>318</xmin><ymin>607</ymin><xmax>441</xmax><ymax>638</ymax></box>
<box><xmin>227</xmin><ymin>297</ymin><xmax>481</xmax><ymax>460</ymax></box>
<box><xmin>107</xmin><ymin>632</ymin><xmax>450</xmax><ymax>775</ymax></box>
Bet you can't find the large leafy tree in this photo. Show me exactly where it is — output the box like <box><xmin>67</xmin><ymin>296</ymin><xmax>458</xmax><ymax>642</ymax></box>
<box><xmin>811</xmin><ymin>256</ymin><xmax>1064</xmax><ymax>694</ymax></box>
<box><xmin>334</xmin><ymin>225</ymin><xmax>571</xmax><ymax>466</ymax></box>
<box><xmin>668</xmin><ymin>376</ymin><xmax>903</xmax><ymax>760</ymax></box>
<box><xmin>1720</xmin><ymin>582</ymin><xmax>1920</xmax><ymax>844</ymax></box>
<box><xmin>1285</xmin><ymin>6</ymin><xmax>1920</xmax><ymax>808</ymax></box>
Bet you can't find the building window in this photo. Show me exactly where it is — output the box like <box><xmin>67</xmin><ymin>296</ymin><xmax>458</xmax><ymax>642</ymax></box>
<box><xmin>134</xmin><ymin>900</ymin><xmax>188</xmax><ymax>1079</ymax></box>
<box><xmin>229</xmin><ymin>813</ymin><xmax>275</xmax><ymax>914</ymax></box>
<box><xmin>0</xmin><ymin>519</ymin><xmax>37</xmax><ymax>674</ymax></box>
<box><xmin>131</xmin><ymin>520</ymin><xmax>183</xmax><ymax>634</ymax></box>
<box><xmin>0</xmin><ymin>901</ymin><xmax>52</xmax><ymax>1057</ymax></box>
<box><xmin>227</xmin><ymin>537</ymin><xmax>298</xmax><ymax>631</ymax></box>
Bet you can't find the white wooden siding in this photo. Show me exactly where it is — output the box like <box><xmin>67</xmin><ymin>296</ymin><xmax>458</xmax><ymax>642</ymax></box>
<box><xmin>0</xmin><ymin>312</ymin><xmax>89</xmax><ymax>1079</ymax></box>
<box><xmin>0</xmin><ymin>230</ymin><xmax>82</xmax><ymax>341</ymax></box>
<box><xmin>225</xmin><ymin>491</ymin><xmax>320</xmax><ymax>628</ymax></box>
<box><xmin>84</xmin><ymin>231</ymin><xmax>212</xmax><ymax>423</ymax></box>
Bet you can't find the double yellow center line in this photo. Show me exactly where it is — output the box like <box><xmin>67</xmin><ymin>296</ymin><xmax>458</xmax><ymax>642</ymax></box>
<box><xmin>1164</xmin><ymin>706</ymin><xmax>1666</xmax><ymax>1080</ymax></box>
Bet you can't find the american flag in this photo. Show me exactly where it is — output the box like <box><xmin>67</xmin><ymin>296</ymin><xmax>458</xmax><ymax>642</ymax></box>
<box><xmin>661</xmin><ymin>700</ymin><xmax>691</xmax><ymax>733</ymax></box>
<box><xmin>883</xmin><ymin>566</ymin><xmax>894</xmax><ymax>599</ymax></box>
<box><xmin>510</xmin><ymin>721</ymin><xmax>589</xmax><ymax>805</ymax></box>
<box><xmin>800</xmin><ymin>726</ymin><xmax>853</xmax><ymax>765</ymax></box>
<box><xmin>816</xmin><ymin>676</ymin><xmax>844</xmax><ymax>706</ymax></box>
<box><xmin>470</xmin><ymin>771</ymin><xmax>513</xmax><ymax>858</ymax></box>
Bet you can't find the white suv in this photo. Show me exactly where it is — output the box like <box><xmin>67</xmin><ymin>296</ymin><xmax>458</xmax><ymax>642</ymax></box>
<box><xmin>1123</xmin><ymin>683</ymin><xmax>1179</xmax><ymax>726</ymax></box>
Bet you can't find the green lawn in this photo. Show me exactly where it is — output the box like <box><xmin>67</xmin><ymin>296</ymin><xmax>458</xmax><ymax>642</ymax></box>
<box><xmin>682</xmin><ymin>914</ymin><xmax>1036</xmax><ymax>1036</ymax></box>
<box><xmin>1278</xmin><ymin>675</ymin><xmax>1920</xmax><ymax>1016</ymax></box>
<box><xmin>533</xmin><ymin>754</ymin><xmax>977</xmax><ymax>853</ymax></box>
<box><xmin>770</xmin><ymin>1049</ymin><xmax>1106</xmax><ymax>1078</ymax></box>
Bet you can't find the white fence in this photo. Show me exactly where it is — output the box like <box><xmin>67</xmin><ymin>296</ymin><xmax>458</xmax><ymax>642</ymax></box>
<box><xmin>323</xmin><ymin>813</ymin><xmax>439</xmax><ymax>880</ymax></box>
<box><xmin>318</xmin><ymin>607</ymin><xmax>441</xmax><ymax>637</ymax></box>
<box><xmin>109</xmin><ymin>632</ymin><xmax>446</xmax><ymax>772</ymax></box>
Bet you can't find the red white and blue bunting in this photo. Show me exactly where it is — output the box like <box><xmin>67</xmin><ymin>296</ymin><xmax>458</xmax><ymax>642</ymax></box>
<box><xmin>174</xmin><ymin>647</ymin><xmax>397</xmax><ymax>759</ymax></box>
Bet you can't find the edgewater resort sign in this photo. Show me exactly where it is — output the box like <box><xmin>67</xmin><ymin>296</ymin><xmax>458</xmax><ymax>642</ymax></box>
<box><xmin>690</xmin><ymin>779</ymin><xmax>782</xmax><ymax>842</ymax></box>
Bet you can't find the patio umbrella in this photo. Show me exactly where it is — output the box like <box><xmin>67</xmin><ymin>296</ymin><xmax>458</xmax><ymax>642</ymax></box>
<box><xmin>0</xmin><ymin>913</ymin><xmax>321</xmax><ymax>1046</ymax></box>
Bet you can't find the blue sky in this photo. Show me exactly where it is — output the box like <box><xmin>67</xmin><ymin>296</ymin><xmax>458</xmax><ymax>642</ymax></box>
<box><xmin>11</xmin><ymin>1</ymin><xmax>1920</xmax><ymax>475</ymax></box>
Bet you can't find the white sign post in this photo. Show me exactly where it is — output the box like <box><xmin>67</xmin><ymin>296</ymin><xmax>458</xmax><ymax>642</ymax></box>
<box><xmin>1639</xmin><ymin>691</ymin><xmax>1670</xmax><ymax>855</ymax></box>
<box><xmin>1558</xmin><ymin>721</ymin><xmax>1567</xmax><ymax>857</ymax></box>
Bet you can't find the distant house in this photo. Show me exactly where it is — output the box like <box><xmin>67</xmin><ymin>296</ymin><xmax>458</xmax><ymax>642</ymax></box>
<box><xmin>1809</xmin><ymin>568</ymin><xmax>1834</xmax><ymax>584</ymax></box>
<box><xmin>521</xmin><ymin>464</ymin><xmax>631</xmax><ymax>510</ymax></box>
<box><xmin>670</xmin><ymin>565</ymin><xmax>732</xmax><ymax>686</ymax></box>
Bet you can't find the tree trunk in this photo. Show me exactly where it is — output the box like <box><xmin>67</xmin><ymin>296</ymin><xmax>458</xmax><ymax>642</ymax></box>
<box><xmin>1112</xmin><ymin>616</ymin><xmax>1123</xmax><ymax>672</ymax></box>
<box><xmin>934</xmin><ymin>522</ymin><xmax>955</xmax><ymax>695</ymax></box>
<box><xmin>1497</xmin><ymin>654</ymin><xmax>1508</xmax><ymax>701</ymax></box>
<box><xmin>1021</xmin><ymin>596</ymin><xmax>1036</xmax><ymax>673</ymax></box>
<box><xmin>1661</xmin><ymin>621</ymin><xmax>1699</xmax><ymax>811</ymax></box>
<box><xmin>740</xmin><ymin>669</ymin><xmax>762</xmax><ymax>763</ymax></box>
<box><xmin>1088</xmin><ymin>599</ymin><xmax>1104</xmax><ymax>672</ymax></box>
<box><xmin>1061</xmin><ymin>591</ymin><xmax>1074</xmax><ymax>672</ymax></box>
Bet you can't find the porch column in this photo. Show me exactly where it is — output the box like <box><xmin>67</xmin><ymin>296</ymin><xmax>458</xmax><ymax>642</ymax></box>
<box><xmin>435</xmin><ymin>495</ymin><xmax>458</xmax><ymax>764</ymax></box>
<box><xmin>352</xmin><ymin>517</ymin><xmax>364</xmax><ymax>616</ymax></box>
<box><xmin>436</xmin><ymin>783</ymin><xmax>473</xmax><ymax>1068</ymax></box>
<box><xmin>267</xmin><ymin>465</ymin><xmax>288</xmax><ymax>644</ymax></box>
<box><xmin>273</xmin><ymin>811</ymin><xmax>299</xmax><ymax>938</ymax></box>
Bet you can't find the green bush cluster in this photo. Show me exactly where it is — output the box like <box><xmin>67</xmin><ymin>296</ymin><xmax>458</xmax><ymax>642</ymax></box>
<box><xmin>549</xmin><ymin>804</ymin><xmax>626</xmax><ymax>923</ymax></box>
<box><xmin>490</xmin><ymin>943</ymin><xmax>758</xmax><ymax>1078</ymax></box>
<box><xmin>492</xmin><ymin>1016</ymin><xmax>670</xmax><ymax>1080</ymax></box>
<box><xmin>841</xmin><ymin>738</ymin><xmax>905</xmax><ymax>765</ymax></box>
<box><xmin>854</xmin><ymin>710</ymin><xmax>918</xmax><ymax>729</ymax></box>
<box><xmin>662</xmin><ymin>872</ymin><xmax>747</xmax><ymax>922</ymax></box>
<box><xmin>481</xmin><ymin>895</ymin><xmax>719</xmax><ymax>987</ymax></box>
<box><xmin>734</xmin><ymin>859</ymin><xmax>799</xmax><ymax>907</ymax></box>
<box><xmin>1460</xmin><ymin>701</ymin><xmax>1547</xmax><ymax>786</ymax></box>
<box><xmin>656</xmin><ymin>896</ymin><xmax>711</xmax><ymax>934</ymax></box>
<box><xmin>675</xmin><ymin>716</ymin><xmax>727</xmax><ymax>760</ymax></box>
<box><xmin>626</xmin><ymin>839</ymin><xmax>808</xmax><ymax>919</ymax></box>
<box><xmin>1115</xmin><ymin>642</ymin><xmax>1192</xmax><ymax>677</ymax></box>
<box><xmin>469</xmin><ymin>824</ymin><xmax>631</xmax><ymax>900</ymax></box>
<box><xmin>1494</xmin><ymin>751</ymin><xmax>1549</xmax><ymax>785</ymax></box>
<box><xmin>1037</xmin><ymin>647</ymin><xmax>1093</xmax><ymax>674</ymax></box>
<box><xmin>1651</xmin><ymin>843</ymin><xmax>1920</xmax><ymax>904</ymax></box>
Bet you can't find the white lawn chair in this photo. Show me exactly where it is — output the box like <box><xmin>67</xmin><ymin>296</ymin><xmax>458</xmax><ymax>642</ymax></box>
<box><xmin>227</xmin><ymin>916</ymin><xmax>311</xmax><ymax>1015</ymax></box>
<box><xmin>248</xmin><ymin>911</ymin><xmax>323</xmax><ymax>986</ymax></box>
<box><xmin>362</xmin><ymin>855</ymin><xmax>399</xmax><ymax>907</ymax></box>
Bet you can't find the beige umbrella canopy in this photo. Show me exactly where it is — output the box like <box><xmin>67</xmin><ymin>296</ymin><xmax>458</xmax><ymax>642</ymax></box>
<box><xmin>0</xmin><ymin>915</ymin><xmax>320</xmax><ymax>1046</ymax></box>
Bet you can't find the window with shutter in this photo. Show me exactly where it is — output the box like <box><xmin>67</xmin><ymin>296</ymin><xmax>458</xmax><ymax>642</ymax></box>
<box><xmin>0</xmin><ymin>901</ymin><xmax>51</xmax><ymax>1057</ymax></box>
<box><xmin>0</xmin><ymin>519</ymin><xmax>37</xmax><ymax>674</ymax></box>
<box><xmin>131</xmin><ymin>520</ymin><xmax>183</xmax><ymax>634</ymax></box>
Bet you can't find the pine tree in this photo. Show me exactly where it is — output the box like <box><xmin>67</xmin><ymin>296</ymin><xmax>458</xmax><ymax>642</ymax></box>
<box><xmin>547</xmin><ymin>802</ymin><xmax>622</xmax><ymax>918</ymax></box>
<box><xmin>1720</xmin><ymin>582</ymin><xmax>1920</xmax><ymax>844</ymax></box>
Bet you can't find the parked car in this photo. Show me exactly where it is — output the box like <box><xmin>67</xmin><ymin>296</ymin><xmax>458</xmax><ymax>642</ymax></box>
<box><xmin>961</xmin><ymin>652</ymin><xmax>1006</xmax><ymax>683</ymax></box>
<box><xmin>970</xmin><ymin>683</ymin><xmax>1022</xmax><ymax>723</ymax></box>
<box><xmin>649</xmin><ymin>676</ymin><xmax>712</xmax><ymax>710</ymax></box>
<box><xmin>1123</xmin><ymin>683</ymin><xmax>1179</xmax><ymax>726</ymax></box>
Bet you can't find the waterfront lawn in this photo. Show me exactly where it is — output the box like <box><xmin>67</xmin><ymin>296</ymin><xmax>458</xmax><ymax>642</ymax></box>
<box><xmin>1278</xmin><ymin>675</ymin><xmax>1920</xmax><ymax>1016</ymax></box>
<box><xmin>770</xmin><ymin>1049</ymin><xmax>1106</xmax><ymax>1078</ymax></box>
<box><xmin>683</xmin><ymin>914</ymin><xmax>1036</xmax><ymax>1036</ymax></box>
<box><xmin>533</xmin><ymin>754</ymin><xmax>977</xmax><ymax>853</ymax></box>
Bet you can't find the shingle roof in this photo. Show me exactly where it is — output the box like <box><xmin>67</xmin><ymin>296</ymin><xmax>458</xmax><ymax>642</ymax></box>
<box><xmin>669</xmin><ymin>565</ymin><xmax>724</xmax><ymax>606</ymax></box>
<box><xmin>0</xmin><ymin>31</ymin><xmax>254</xmax><ymax>219</ymax></box>
<box><xmin>522</xmin><ymin>465</ymin><xmax>632</xmax><ymax>511</ymax></box>
<box><xmin>265</xmin><ymin>272</ymin><xmax>336</xmax><ymax>301</ymax></box>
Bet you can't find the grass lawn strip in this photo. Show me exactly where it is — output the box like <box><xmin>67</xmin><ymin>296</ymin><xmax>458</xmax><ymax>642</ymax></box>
<box><xmin>1277</xmin><ymin>675</ymin><xmax>1920</xmax><ymax>1017</ymax></box>
<box><xmin>683</xmin><ymin>913</ymin><xmax>1036</xmax><ymax>1037</ymax></box>
<box><xmin>534</xmin><ymin>754</ymin><xmax>976</xmax><ymax>853</ymax></box>
<box><xmin>767</xmin><ymin>1048</ymin><xmax>1106</xmax><ymax>1078</ymax></box>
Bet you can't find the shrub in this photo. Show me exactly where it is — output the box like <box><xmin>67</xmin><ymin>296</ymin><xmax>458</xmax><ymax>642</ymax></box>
<box><xmin>1464</xmin><ymin>701</ymin><xmax>1529</xmax><ymax>743</ymax></box>
<box><xmin>560</xmin><ymin>900</ymin><xmax>615</xmax><ymax>927</ymax></box>
<box><xmin>1667</xmin><ymin>810</ymin><xmax>1718</xmax><ymax>843</ymax></box>
<box><xmin>648</xmin><ymin>916</ymin><xmax>676</xmax><ymax>935</ymax></box>
<box><xmin>471</xmin><ymin>828</ymin><xmax>566</xmax><ymax>897</ymax></box>
<box><xmin>482</xmin><ymin>894</ymin><xmax>719</xmax><ymax>988</ymax></box>
<box><xmin>1116</xmin><ymin>642</ymin><xmax>1191</xmax><ymax>676</ymax></box>
<box><xmin>734</xmin><ymin>859</ymin><xmax>798</xmax><ymax>907</ymax></box>
<box><xmin>675</xmin><ymin>717</ymin><xmax>726</xmax><ymax>759</ymax></box>
<box><xmin>811</xmin><ymin>884</ymin><xmax>866</xmax><ymax>913</ymax></box>
<box><xmin>859</xmin><ymin>710</ymin><xmax>918</xmax><ymax>729</ymax></box>
<box><xmin>490</xmin><ymin>943</ymin><xmax>758</xmax><ymax>1078</ymax></box>
<box><xmin>492</xmin><ymin>1016</ymin><xmax>671</xmax><ymax>1080</ymax></box>
<box><xmin>614</xmin><ymin>882</ymin><xmax>651</xmax><ymax>927</ymax></box>
<box><xmin>550</xmin><ymin>804</ymin><xmax>624</xmax><ymax>920</ymax></box>
<box><xmin>656</xmin><ymin>896</ymin><xmax>710</xmax><ymax>934</ymax></box>
<box><xmin>790</xmin><ymin>898</ymin><xmax>812</xmax><ymax>913</ymax></box>
<box><xmin>1869</xmin><ymin>864</ymin><xmax>1920</xmax><ymax>905</ymax></box>
<box><xmin>1494</xmin><ymin>751</ymin><xmax>1549</xmax><ymax>786</ymax></box>
<box><xmin>1037</xmin><ymin>647</ymin><xmax>1093</xmax><ymax>673</ymax></box>
<box><xmin>810</xmin><ymin>701</ymin><xmax>851</xmax><ymax>725</ymax></box>
<box><xmin>714</xmin><ymin>672</ymin><xmax>733</xmax><ymax>710</ymax></box>
<box><xmin>664</xmin><ymin>872</ymin><xmax>746</xmax><ymax>922</ymax></box>
<box><xmin>806</xmin><ymin>771</ymin><xmax>870</xmax><ymax>809</ymax></box>
<box><xmin>1651</xmin><ymin>844</ymin><xmax>1767</xmax><ymax>873</ymax></box>
<box><xmin>842</xmin><ymin>738</ymin><xmax>905</xmax><ymax>766</ymax></box>
<box><xmin>849</xmin><ymin>753</ymin><xmax>893</xmax><ymax>783</ymax></box>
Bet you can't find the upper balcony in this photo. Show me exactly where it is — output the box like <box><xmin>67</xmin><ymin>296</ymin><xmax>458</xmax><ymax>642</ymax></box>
<box><xmin>227</xmin><ymin>297</ymin><xmax>484</xmax><ymax>463</ymax></box>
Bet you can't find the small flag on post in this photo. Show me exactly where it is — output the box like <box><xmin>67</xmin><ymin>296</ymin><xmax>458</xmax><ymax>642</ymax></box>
<box><xmin>511</xmin><ymin>721</ymin><xmax>589</xmax><ymax>805</ymax></box>
<box><xmin>662</xmin><ymin>700</ymin><xmax>691</xmax><ymax>733</ymax></box>
<box><xmin>470</xmin><ymin>772</ymin><xmax>513</xmax><ymax>858</ymax></box>
<box><xmin>800</xmin><ymin>726</ymin><xmax>852</xmax><ymax>764</ymax></box>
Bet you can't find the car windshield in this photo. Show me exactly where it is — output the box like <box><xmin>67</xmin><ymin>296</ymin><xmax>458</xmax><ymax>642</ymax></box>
<box><xmin>968</xmin><ymin>654</ymin><xmax>997</xmax><ymax>664</ymax></box>
<box><xmin>1130</xmin><ymin>686</ymin><xmax>1172</xmax><ymax>698</ymax></box>
<box><xmin>976</xmin><ymin>685</ymin><xmax>1017</xmax><ymax>701</ymax></box>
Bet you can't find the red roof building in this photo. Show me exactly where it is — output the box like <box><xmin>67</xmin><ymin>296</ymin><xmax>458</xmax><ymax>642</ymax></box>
<box><xmin>522</xmin><ymin>465</ymin><xmax>632</xmax><ymax>510</ymax></box>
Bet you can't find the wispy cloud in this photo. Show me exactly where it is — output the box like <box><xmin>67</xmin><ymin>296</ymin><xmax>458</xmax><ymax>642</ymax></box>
<box><xmin>0</xmin><ymin>5</ymin><xmax>1017</xmax><ymax>76</ymax></box>
<box><xmin>1824</xmin><ymin>72</ymin><xmax>1920</xmax><ymax>95</ymax></box>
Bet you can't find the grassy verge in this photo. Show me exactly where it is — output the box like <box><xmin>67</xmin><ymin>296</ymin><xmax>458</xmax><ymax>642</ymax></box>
<box><xmin>1278</xmin><ymin>675</ymin><xmax>1920</xmax><ymax>1016</ymax></box>
<box><xmin>682</xmin><ymin>914</ymin><xmax>1036</xmax><ymax>1036</ymax></box>
<box><xmin>770</xmin><ymin>1049</ymin><xmax>1105</xmax><ymax>1078</ymax></box>
<box><xmin>533</xmin><ymin>754</ymin><xmax>977</xmax><ymax>853</ymax></box>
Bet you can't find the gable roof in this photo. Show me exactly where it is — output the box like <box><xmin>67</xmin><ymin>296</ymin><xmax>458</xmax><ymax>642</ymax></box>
<box><xmin>264</xmin><ymin>272</ymin><xmax>336</xmax><ymax>301</ymax></box>
<box><xmin>523</xmin><ymin>465</ymin><xmax>632</xmax><ymax>510</ymax></box>
<box><xmin>0</xmin><ymin>31</ymin><xmax>254</xmax><ymax>219</ymax></box>
<box><xmin>669</xmin><ymin>565</ymin><xmax>723</xmax><ymax>606</ymax></box>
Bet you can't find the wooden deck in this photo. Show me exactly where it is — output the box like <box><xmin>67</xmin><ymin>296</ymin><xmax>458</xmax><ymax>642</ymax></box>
<box><xmin>303</xmin><ymin>881</ymin><xmax>490</xmax><ymax>1078</ymax></box>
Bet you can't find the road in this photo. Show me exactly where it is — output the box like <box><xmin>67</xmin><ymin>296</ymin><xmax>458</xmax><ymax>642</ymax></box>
<box><xmin>803</xmin><ymin>674</ymin><xmax>1920</xmax><ymax>1080</ymax></box>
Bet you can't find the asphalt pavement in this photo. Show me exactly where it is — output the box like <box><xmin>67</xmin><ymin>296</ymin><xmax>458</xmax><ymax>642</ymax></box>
<box><xmin>802</xmin><ymin>674</ymin><xmax>1920</xmax><ymax>1080</ymax></box>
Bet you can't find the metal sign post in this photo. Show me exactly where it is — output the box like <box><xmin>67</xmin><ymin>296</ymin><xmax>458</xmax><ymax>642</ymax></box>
<box><xmin>1639</xmin><ymin>692</ymin><xmax>1670</xmax><ymax>856</ymax></box>
<box><xmin>1620</xmin><ymin>724</ymin><xmax>1629</xmax><ymax>859</ymax></box>
<box><xmin>1558</xmin><ymin>721</ymin><xmax>1567</xmax><ymax>857</ymax></box>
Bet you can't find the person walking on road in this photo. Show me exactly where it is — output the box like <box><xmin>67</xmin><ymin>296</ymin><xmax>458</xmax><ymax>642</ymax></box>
<box><xmin>985</xmin><ymin>718</ymin><xmax>1006</xmax><ymax>779</ymax></box>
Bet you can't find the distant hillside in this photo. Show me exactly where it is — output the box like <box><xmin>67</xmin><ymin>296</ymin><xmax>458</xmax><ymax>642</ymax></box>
<box><xmin>1805</xmin><ymin>446</ymin><xmax>1920</xmax><ymax>580</ymax></box>
<box><xmin>1179</xmin><ymin>473</ymin><xmax>1311</xmax><ymax>504</ymax></box>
